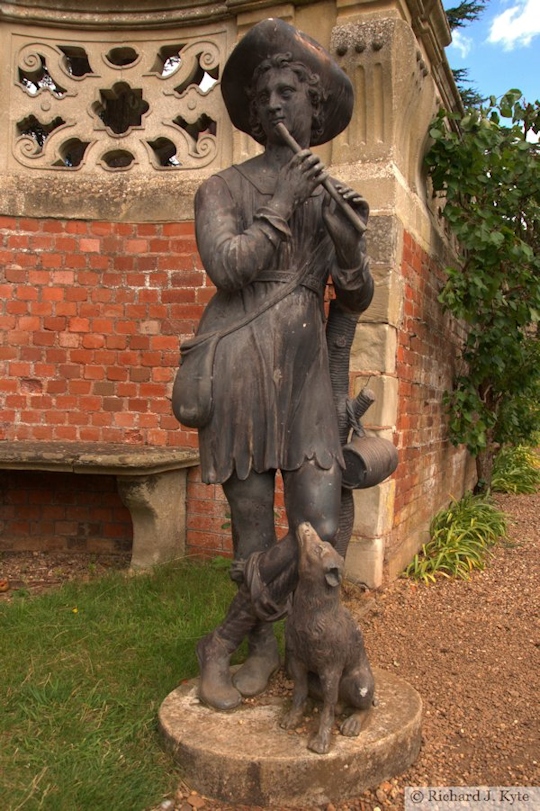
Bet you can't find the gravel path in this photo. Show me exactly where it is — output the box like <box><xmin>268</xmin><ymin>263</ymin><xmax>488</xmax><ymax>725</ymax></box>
<box><xmin>2</xmin><ymin>493</ymin><xmax>538</xmax><ymax>811</ymax></box>
<box><xmin>351</xmin><ymin>491</ymin><xmax>540</xmax><ymax>806</ymax></box>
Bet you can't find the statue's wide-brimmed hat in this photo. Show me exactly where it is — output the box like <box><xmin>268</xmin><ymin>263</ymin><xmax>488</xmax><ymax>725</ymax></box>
<box><xmin>220</xmin><ymin>18</ymin><xmax>353</xmax><ymax>146</ymax></box>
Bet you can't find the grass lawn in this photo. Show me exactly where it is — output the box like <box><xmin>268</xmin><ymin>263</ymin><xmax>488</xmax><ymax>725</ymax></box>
<box><xmin>0</xmin><ymin>558</ymin><xmax>237</xmax><ymax>811</ymax></box>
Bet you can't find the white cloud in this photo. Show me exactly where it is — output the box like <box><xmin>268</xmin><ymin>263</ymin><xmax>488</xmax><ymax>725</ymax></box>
<box><xmin>488</xmin><ymin>0</ymin><xmax>540</xmax><ymax>50</ymax></box>
<box><xmin>449</xmin><ymin>30</ymin><xmax>474</xmax><ymax>58</ymax></box>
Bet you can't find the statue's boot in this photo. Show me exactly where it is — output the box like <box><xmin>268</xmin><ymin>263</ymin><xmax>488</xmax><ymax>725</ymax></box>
<box><xmin>230</xmin><ymin>532</ymin><xmax>298</xmax><ymax>697</ymax></box>
<box><xmin>232</xmin><ymin>621</ymin><xmax>281</xmax><ymax>697</ymax></box>
<box><xmin>197</xmin><ymin>533</ymin><xmax>299</xmax><ymax>711</ymax></box>
<box><xmin>196</xmin><ymin>586</ymin><xmax>256</xmax><ymax>711</ymax></box>
<box><xmin>246</xmin><ymin>531</ymin><xmax>299</xmax><ymax>612</ymax></box>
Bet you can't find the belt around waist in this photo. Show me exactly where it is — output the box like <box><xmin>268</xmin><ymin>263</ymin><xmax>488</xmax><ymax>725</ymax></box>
<box><xmin>254</xmin><ymin>270</ymin><xmax>322</xmax><ymax>294</ymax></box>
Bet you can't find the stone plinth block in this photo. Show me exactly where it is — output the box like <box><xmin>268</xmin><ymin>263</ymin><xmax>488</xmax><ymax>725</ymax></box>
<box><xmin>353</xmin><ymin>479</ymin><xmax>396</xmax><ymax>538</ymax></box>
<box><xmin>351</xmin><ymin>323</ymin><xmax>397</xmax><ymax>374</ymax></box>
<box><xmin>353</xmin><ymin>375</ymin><xmax>399</xmax><ymax>430</ymax></box>
<box><xmin>159</xmin><ymin>667</ymin><xmax>422</xmax><ymax>807</ymax></box>
<box><xmin>117</xmin><ymin>469</ymin><xmax>187</xmax><ymax>570</ymax></box>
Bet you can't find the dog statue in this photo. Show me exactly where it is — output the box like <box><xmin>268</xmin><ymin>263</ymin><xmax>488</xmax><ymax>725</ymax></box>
<box><xmin>281</xmin><ymin>522</ymin><xmax>375</xmax><ymax>754</ymax></box>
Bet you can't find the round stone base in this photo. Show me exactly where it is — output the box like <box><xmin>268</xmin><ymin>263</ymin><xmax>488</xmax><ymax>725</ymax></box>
<box><xmin>159</xmin><ymin>667</ymin><xmax>422</xmax><ymax>807</ymax></box>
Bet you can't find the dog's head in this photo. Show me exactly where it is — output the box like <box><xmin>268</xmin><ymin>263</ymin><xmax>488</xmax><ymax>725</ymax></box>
<box><xmin>296</xmin><ymin>522</ymin><xmax>344</xmax><ymax>588</ymax></box>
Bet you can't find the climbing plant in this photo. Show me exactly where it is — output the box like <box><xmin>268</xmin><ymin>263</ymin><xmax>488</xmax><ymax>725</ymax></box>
<box><xmin>426</xmin><ymin>90</ymin><xmax>540</xmax><ymax>490</ymax></box>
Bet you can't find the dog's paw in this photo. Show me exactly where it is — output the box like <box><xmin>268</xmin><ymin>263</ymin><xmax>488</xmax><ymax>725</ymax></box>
<box><xmin>340</xmin><ymin>714</ymin><xmax>362</xmax><ymax>737</ymax></box>
<box><xmin>308</xmin><ymin>730</ymin><xmax>331</xmax><ymax>754</ymax></box>
<box><xmin>280</xmin><ymin>708</ymin><xmax>303</xmax><ymax>730</ymax></box>
<box><xmin>340</xmin><ymin>708</ymin><xmax>371</xmax><ymax>737</ymax></box>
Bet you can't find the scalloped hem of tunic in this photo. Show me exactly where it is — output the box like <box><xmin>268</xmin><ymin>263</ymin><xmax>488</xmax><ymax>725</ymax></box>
<box><xmin>200</xmin><ymin>448</ymin><xmax>345</xmax><ymax>485</ymax></box>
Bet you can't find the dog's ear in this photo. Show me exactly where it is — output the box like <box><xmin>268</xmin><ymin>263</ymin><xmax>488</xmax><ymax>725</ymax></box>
<box><xmin>325</xmin><ymin>564</ymin><xmax>342</xmax><ymax>588</ymax></box>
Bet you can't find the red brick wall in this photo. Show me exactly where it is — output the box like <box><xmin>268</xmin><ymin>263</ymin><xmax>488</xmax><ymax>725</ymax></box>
<box><xmin>388</xmin><ymin>229</ymin><xmax>475</xmax><ymax>573</ymax></box>
<box><xmin>0</xmin><ymin>469</ymin><xmax>132</xmax><ymax>553</ymax></box>
<box><xmin>0</xmin><ymin>214</ymin><xmax>234</xmax><ymax>556</ymax></box>
<box><xmin>0</xmin><ymin>215</ymin><xmax>205</xmax><ymax>448</ymax></box>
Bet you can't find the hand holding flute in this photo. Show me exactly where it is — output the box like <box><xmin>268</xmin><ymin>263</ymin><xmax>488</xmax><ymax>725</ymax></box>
<box><xmin>274</xmin><ymin>122</ymin><xmax>367</xmax><ymax>236</ymax></box>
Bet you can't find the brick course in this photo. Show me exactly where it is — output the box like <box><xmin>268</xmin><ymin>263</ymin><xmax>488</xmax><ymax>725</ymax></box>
<box><xmin>0</xmin><ymin>216</ymin><xmax>203</xmax><ymax>448</ymax></box>
<box><xmin>0</xmin><ymin>469</ymin><xmax>132</xmax><ymax>553</ymax></box>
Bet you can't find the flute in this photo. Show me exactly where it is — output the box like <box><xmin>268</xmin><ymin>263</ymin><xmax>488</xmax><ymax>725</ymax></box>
<box><xmin>275</xmin><ymin>122</ymin><xmax>367</xmax><ymax>236</ymax></box>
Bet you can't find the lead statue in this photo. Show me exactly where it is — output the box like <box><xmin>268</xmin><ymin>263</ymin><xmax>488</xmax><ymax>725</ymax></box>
<box><xmin>173</xmin><ymin>18</ymin><xmax>384</xmax><ymax>715</ymax></box>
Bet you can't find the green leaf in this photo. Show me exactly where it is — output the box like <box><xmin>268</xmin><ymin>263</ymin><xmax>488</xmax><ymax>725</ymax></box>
<box><xmin>404</xmin><ymin>492</ymin><xmax>508</xmax><ymax>583</ymax></box>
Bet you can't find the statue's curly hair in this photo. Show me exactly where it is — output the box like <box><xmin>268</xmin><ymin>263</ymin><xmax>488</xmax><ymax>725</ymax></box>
<box><xmin>246</xmin><ymin>52</ymin><xmax>327</xmax><ymax>144</ymax></box>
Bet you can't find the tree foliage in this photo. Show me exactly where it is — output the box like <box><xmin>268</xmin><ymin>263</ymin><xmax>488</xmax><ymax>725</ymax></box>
<box><xmin>426</xmin><ymin>91</ymin><xmax>540</xmax><ymax>489</ymax></box>
<box><xmin>444</xmin><ymin>1</ymin><xmax>489</xmax><ymax>107</ymax></box>
<box><xmin>445</xmin><ymin>0</ymin><xmax>488</xmax><ymax>30</ymax></box>
<box><xmin>451</xmin><ymin>67</ymin><xmax>485</xmax><ymax>108</ymax></box>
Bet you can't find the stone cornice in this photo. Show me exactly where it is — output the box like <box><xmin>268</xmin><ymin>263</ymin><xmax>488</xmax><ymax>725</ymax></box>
<box><xmin>0</xmin><ymin>0</ymin><xmax>230</xmax><ymax>29</ymax></box>
<box><xmin>333</xmin><ymin>0</ymin><xmax>460</xmax><ymax>114</ymax></box>
<box><xmin>406</xmin><ymin>0</ymin><xmax>461</xmax><ymax>113</ymax></box>
<box><xmin>0</xmin><ymin>0</ymin><xmax>314</xmax><ymax>29</ymax></box>
<box><xmin>407</xmin><ymin>0</ymin><xmax>451</xmax><ymax>49</ymax></box>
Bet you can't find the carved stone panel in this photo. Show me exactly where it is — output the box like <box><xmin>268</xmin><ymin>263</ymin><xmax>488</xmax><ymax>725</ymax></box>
<box><xmin>6</xmin><ymin>25</ymin><xmax>231</xmax><ymax>176</ymax></box>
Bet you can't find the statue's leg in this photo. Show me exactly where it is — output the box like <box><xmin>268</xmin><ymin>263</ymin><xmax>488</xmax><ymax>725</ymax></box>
<box><xmin>197</xmin><ymin>461</ymin><xmax>343</xmax><ymax>709</ymax></box>
<box><xmin>241</xmin><ymin>460</ymin><xmax>343</xmax><ymax>616</ymax></box>
<box><xmin>232</xmin><ymin>619</ymin><xmax>280</xmax><ymax>697</ymax></box>
<box><xmin>237</xmin><ymin>460</ymin><xmax>343</xmax><ymax>687</ymax></box>
<box><xmin>197</xmin><ymin>537</ymin><xmax>297</xmax><ymax>711</ymax></box>
<box><xmin>222</xmin><ymin>470</ymin><xmax>281</xmax><ymax>698</ymax></box>
<box><xmin>223</xmin><ymin>469</ymin><xmax>277</xmax><ymax>582</ymax></box>
<box><xmin>282</xmin><ymin>459</ymin><xmax>342</xmax><ymax>545</ymax></box>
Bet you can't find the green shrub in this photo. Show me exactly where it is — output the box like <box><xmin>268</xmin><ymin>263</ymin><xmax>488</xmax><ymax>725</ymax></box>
<box><xmin>491</xmin><ymin>444</ymin><xmax>540</xmax><ymax>494</ymax></box>
<box><xmin>404</xmin><ymin>492</ymin><xmax>507</xmax><ymax>584</ymax></box>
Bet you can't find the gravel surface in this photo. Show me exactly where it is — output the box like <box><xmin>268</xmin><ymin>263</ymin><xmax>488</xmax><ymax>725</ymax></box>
<box><xmin>2</xmin><ymin>492</ymin><xmax>538</xmax><ymax>811</ymax></box>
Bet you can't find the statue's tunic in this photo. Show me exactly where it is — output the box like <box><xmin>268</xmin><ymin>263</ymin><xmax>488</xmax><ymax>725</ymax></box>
<box><xmin>194</xmin><ymin>157</ymin><xmax>371</xmax><ymax>484</ymax></box>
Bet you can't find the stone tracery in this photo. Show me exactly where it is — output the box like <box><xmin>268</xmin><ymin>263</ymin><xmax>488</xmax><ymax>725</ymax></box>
<box><xmin>11</xmin><ymin>33</ymin><xmax>224</xmax><ymax>171</ymax></box>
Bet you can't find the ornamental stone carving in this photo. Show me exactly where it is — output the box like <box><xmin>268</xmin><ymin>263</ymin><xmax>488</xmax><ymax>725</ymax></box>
<box><xmin>10</xmin><ymin>31</ymin><xmax>226</xmax><ymax>173</ymax></box>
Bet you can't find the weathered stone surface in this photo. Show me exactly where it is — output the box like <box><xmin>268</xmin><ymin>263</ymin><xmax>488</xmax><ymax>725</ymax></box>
<box><xmin>0</xmin><ymin>441</ymin><xmax>198</xmax><ymax>476</ymax></box>
<box><xmin>352</xmin><ymin>374</ymin><xmax>399</xmax><ymax>430</ymax></box>
<box><xmin>0</xmin><ymin>175</ymin><xmax>203</xmax><ymax>223</ymax></box>
<box><xmin>117</xmin><ymin>470</ymin><xmax>188</xmax><ymax>569</ymax></box>
<box><xmin>364</xmin><ymin>216</ymin><xmax>400</xmax><ymax>265</ymax></box>
<box><xmin>351</xmin><ymin>323</ymin><xmax>397</xmax><ymax>374</ymax></box>
<box><xmin>159</xmin><ymin>667</ymin><xmax>422</xmax><ymax>807</ymax></box>
<box><xmin>353</xmin><ymin>479</ymin><xmax>395</xmax><ymax>538</ymax></box>
<box><xmin>345</xmin><ymin>536</ymin><xmax>385</xmax><ymax>589</ymax></box>
<box><xmin>360</xmin><ymin>262</ymin><xmax>403</xmax><ymax>327</ymax></box>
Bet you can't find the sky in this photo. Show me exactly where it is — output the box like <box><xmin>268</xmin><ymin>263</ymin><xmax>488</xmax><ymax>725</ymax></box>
<box><xmin>443</xmin><ymin>0</ymin><xmax>540</xmax><ymax>105</ymax></box>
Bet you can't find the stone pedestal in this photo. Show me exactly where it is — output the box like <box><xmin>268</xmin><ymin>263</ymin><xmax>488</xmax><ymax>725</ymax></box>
<box><xmin>159</xmin><ymin>667</ymin><xmax>422</xmax><ymax>807</ymax></box>
<box><xmin>117</xmin><ymin>469</ymin><xmax>188</xmax><ymax>570</ymax></box>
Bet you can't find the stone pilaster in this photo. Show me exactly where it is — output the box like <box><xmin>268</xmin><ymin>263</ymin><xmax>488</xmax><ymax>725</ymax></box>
<box><xmin>324</xmin><ymin>2</ymin><xmax>459</xmax><ymax>585</ymax></box>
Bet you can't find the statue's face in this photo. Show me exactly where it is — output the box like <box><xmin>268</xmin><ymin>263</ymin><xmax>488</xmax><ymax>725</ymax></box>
<box><xmin>253</xmin><ymin>66</ymin><xmax>313</xmax><ymax>147</ymax></box>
